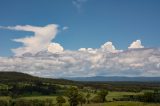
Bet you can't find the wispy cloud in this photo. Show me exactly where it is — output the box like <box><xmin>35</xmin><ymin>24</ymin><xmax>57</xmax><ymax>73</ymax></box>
<box><xmin>62</xmin><ymin>26</ymin><xmax>69</xmax><ymax>31</ymax></box>
<box><xmin>72</xmin><ymin>0</ymin><xmax>88</xmax><ymax>12</ymax></box>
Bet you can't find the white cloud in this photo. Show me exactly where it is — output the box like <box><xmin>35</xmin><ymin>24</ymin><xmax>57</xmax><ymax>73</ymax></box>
<box><xmin>78</xmin><ymin>48</ymin><xmax>87</xmax><ymax>51</ymax></box>
<box><xmin>101</xmin><ymin>41</ymin><xmax>123</xmax><ymax>53</ymax></box>
<box><xmin>128</xmin><ymin>40</ymin><xmax>144</xmax><ymax>49</ymax></box>
<box><xmin>0</xmin><ymin>24</ymin><xmax>160</xmax><ymax>77</ymax></box>
<box><xmin>78</xmin><ymin>48</ymin><xmax>97</xmax><ymax>54</ymax></box>
<box><xmin>47</xmin><ymin>43</ymin><xmax>64</xmax><ymax>53</ymax></box>
<box><xmin>101</xmin><ymin>41</ymin><xmax>116</xmax><ymax>51</ymax></box>
<box><xmin>1</xmin><ymin>24</ymin><xmax>58</xmax><ymax>56</ymax></box>
<box><xmin>62</xmin><ymin>26</ymin><xmax>69</xmax><ymax>31</ymax></box>
<box><xmin>0</xmin><ymin>48</ymin><xmax>160</xmax><ymax>78</ymax></box>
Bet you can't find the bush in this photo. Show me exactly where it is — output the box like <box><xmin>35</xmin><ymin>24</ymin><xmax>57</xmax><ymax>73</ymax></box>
<box><xmin>91</xmin><ymin>96</ymin><xmax>103</xmax><ymax>103</ymax></box>
<box><xmin>0</xmin><ymin>99</ymin><xmax>9</xmax><ymax>106</ymax></box>
<box><xmin>14</xmin><ymin>99</ymin><xmax>54</xmax><ymax>106</ymax></box>
<box><xmin>14</xmin><ymin>99</ymin><xmax>33</xmax><ymax>106</ymax></box>
<box><xmin>56</xmin><ymin>96</ymin><xmax>66</xmax><ymax>106</ymax></box>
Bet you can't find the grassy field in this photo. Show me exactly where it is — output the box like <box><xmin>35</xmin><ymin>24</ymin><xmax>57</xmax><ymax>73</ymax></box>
<box><xmin>82</xmin><ymin>91</ymin><xmax>143</xmax><ymax>101</ymax></box>
<box><xmin>14</xmin><ymin>91</ymin><xmax>144</xmax><ymax>104</ymax></box>
<box><xmin>1</xmin><ymin>96</ymin><xmax>160</xmax><ymax>106</ymax></box>
<box><xmin>83</xmin><ymin>102</ymin><xmax>160</xmax><ymax>106</ymax></box>
<box><xmin>106</xmin><ymin>91</ymin><xmax>143</xmax><ymax>101</ymax></box>
<box><xmin>0</xmin><ymin>91</ymin><xmax>158</xmax><ymax>106</ymax></box>
<box><xmin>13</xmin><ymin>91</ymin><xmax>147</xmax><ymax>106</ymax></box>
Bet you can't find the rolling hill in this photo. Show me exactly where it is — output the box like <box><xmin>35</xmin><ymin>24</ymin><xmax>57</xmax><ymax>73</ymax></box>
<box><xmin>0</xmin><ymin>71</ymin><xmax>75</xmax><ymax>85</ymax></box>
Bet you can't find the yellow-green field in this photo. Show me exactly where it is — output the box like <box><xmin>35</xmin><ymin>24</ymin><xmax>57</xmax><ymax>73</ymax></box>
<box><xmin>83</xmin><ymin>102</ymin><xmax>160</xmax><ymax>106</ymax></box>
<box><xmin>0</xmin><ymin>91</ymin><xmax>159</xmax><ymax>106</ymax></box>
<box><xmin>106</xmin><ymin>91</ymin><xmax>143</xmax><ymax>101</ymax></box>
<box><xmin>1</xmin><ymin>96</ymin><xmax>160</xmax><ymax>106</ymax></box>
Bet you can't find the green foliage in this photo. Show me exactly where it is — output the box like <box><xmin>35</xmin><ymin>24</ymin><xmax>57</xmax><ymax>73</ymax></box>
<box><xmin>56</xmin><ymin>96</ymin><xmax>66</xmax><ymax>106</ymax></box>
<box><xmin>0</xmin><ymin>99</ymin><xmax>10</xmax><ymax>106</ymax></box>
<box><xmin>65</xmin><ymin>86</ymin><xmax>79</xmax><ymax>106</ymax></box>
<box><xmin>86</xmin><ymin>93</ymin><xmax>91</xmax><ymax>104</ymax></box>
<box><xmin>142</xmin><ymin>92</ymin><xmax>160</xmax><ymax>102</ymax></box>
<box><xmin>78</xmin><ymin>93</ymin><xmax>86</xmax><ymax>106</ymax></box>
<box><xmin>91</xmin><ymin>95</ymin><xmax>103</xmax><ymax>103</ymax></box>
<box><xmin>97</xmin><ymin>90</ymin><xmax>108</xmax><ymax>102</ymax></box>
<box><xmin>14</xmin><ymin>99</ymin><xmax>53</xmax><ymax>106</ymax></box>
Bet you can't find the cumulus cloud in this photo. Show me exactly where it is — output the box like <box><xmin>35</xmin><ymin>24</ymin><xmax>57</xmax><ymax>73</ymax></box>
<box><xmin>0</xmin><ymin>24</ymin><xmax>58</xmax><ymax>56</ymax></box>
<box><xmin>0</xmin><ymin>48</ymin><xmax>160</xmax><ymax>78</ymax></box>
<box><xmin>101</xmin><ymin>41</ymin><xmax>123</xmax><ymax>53</ymax></box>
<box><xmin>128</xmin><ymin>40</ymin><xmax>144</xmax><ymax>49</ymax></box>
<box><xmin>78</xmin><ymin>41</ymin><xmax>122</xmax><ymax>54</ymax></box>
<box><xmin>78</xmin><ymin>48</ymin><xmax>87</xmax><ymax>51</ymax></box>
<box><xmin>78</xmin><ymin>48</ymin><xmax>97</xmax><ymax>54</ymax></box>
<box><xmin>0</xmin><ymin>24</ymin><xmax>160</xmax><ymax>78</ymax></box>
<box><xmin>48</xmin><ymin>43</ymin><xmax>64</xmax><ymax>53</ymax></box>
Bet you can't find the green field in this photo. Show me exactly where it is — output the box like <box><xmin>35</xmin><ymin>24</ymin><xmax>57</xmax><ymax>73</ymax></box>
<box><xmin>4</xmin><ymin>91</ymin><xmax>148</xmax><ymax>106</ymax></box>
<box><xmin>0</xmin><ymin>91</ymin><xmax>160</xmax><ymax>106</ymax></box>
<box><xmin>83</xmin><ymin>102</ymin><xmax>160</xmax><ymax>106</ymax></box>
<box><xmin>106</xmin><ymin>91</ymin><xmax>143</xmax><ymax>101</ymax></box>
<box><xmin>0</xmin><ymin>72</ymin><xmax>160</xmax><ymax>106</ymax></box>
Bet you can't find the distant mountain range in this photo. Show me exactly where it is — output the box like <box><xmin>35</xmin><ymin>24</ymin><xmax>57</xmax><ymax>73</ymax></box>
<box><xmin>0</xmin><ymin>71</ymin><xmax>160</xmax><ymax>82</ymax></box>
<box><xmin>65</xmin><ymin>76</ymin><xmax>160</xmax><ymax>82</ymax></box>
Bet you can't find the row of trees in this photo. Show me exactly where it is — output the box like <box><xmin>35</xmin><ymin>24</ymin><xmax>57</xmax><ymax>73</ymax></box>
<box><xmin>113</xmin><ymin>90</ymin><xmax>160</xmax><ymax>103</ymax></box>
<box><xmin>56</xmin><ymin>86</ymin><xmax>108</xmax><ymax>106</ymax></box>
<box><xmin>0</xmin><ymin>82</ymin><xmax>59</xmax><ymax>98</ymax></box>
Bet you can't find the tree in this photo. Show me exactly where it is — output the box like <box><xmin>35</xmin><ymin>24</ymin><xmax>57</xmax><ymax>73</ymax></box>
<box><xmin>91</xmin><ymin>95</ymin><xmax>103</xmax><ymax>103</ymax></box>
<box><xmin>98</xmin><ymin>90</ymin><xmax>108</xmax><ymax>102</ymax></box>
<box><xmin>65</xmin><ymin>86</ymin><xmax>79</xmax><ymax>106</ymax></box>
<box><xmin>86</xmin><ymin>93</ymin><xmax>91</xmax><ymax>104</ymax></box>
<box><xmin>78</xmin><ymin>93</ymin><xmax>86</xmax><ymax>106</ymax></box>
<box><xmin>56</xmin><ymin>96</ymin><xmax>66</xmax><ymax>106</ymax></box>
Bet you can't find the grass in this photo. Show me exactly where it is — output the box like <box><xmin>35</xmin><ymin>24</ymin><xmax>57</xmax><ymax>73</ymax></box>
<box><xmin>15</xmin><ymin>91</ymin><xmax>148</xmax><ymax>106</ymax></box>
<box><xmin>106</xmin><ymin>91</ymin><xmax>143</xmax><ymax>101</ymax></box>
<box><xmin>83</xmin><ymin>101</ymin><xmax>160</xmax><ymax>106</ymax></box>
<box><xmin>0</xmin><ymin>91</ymin><xmax>158</xmax><ymax>106</ymax></box>
<box><xmin>82</xmin><ymin>91</ymin><xmax>143</xmax><ymax>101</ymax></box>
<box><xmin>18</xmin><ymin>96</ymin><xmax>69</xmax><ymax>105</ymax></box>
<box><xmin>0</xmin><ymin>96</ymin><xmax>11</xmax><ymax>101</ymax></box>
<box><xmin>1</xmin><ymin>96</ymin><xmax>160</xmax><ymax>106</ymax></box>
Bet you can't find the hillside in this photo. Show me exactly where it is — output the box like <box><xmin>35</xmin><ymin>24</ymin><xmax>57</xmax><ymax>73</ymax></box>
<box><xmin>1</xmin><ymin>71</ymin><xmax>160</xmax><ymax>92</ymax></box>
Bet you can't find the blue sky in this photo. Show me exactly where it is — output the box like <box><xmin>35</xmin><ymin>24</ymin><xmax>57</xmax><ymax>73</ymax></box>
<box><xmin>0</xmin><ymin>0</ymin><xmax>160</xmax><ymax>56</ymax></box>
<box><xmin>0</xmin><ymin>0</ymin><xmax>160</xmax><ymax>77</ymax></box>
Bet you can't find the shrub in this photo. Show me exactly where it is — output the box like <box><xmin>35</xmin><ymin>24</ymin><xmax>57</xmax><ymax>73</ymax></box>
<box><xmin>0</xmin><ymin>99</ymin><xmax>9</xmax><ymax>106</ymax></box>
<box><xmin>91</xmin><ymin>96</ymin><xmax>103</xmax><ymax>103</ymax></box>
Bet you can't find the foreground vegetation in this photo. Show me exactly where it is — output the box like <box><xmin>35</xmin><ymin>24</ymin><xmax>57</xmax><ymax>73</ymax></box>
<box><xmin>0</xmin><ymin>72</ymin><xmax>160</xmax><ymax>106</ymax></box>
<box><xmin>1</xmin><ymin>97</ymin><xmax>160</xmax><ymax>106</ymax></box>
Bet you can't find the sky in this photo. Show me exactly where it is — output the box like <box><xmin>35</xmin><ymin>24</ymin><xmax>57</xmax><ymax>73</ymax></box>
<box><xmin>0</xmin><ymin>0</ymin><xmax>160</xmax><ymax>56</ymax></box>
<box><xmin>0</xmin><ymin>0</ymin><xmax>160</xmax><ymax>77</ymax></box>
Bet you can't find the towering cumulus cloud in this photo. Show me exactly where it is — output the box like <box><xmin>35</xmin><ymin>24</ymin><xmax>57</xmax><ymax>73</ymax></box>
<box><xmin>101</xmin><ymin>41</ymin><xmax>122</xmax><ymax>53</ymax></box>
<box><xmin>128</xmin><ymin>40</ymin><xmax>144</xmax><ymax>49</ymax></box>
<box><xmin>1</xmin><ymin>24</ymin><xmax>58</xmax><ymax>55</ymax></box>
<box><xmin>48</xmin><ymin>43</ymin><xmax>64</xmax><ymax>53</ymax></box>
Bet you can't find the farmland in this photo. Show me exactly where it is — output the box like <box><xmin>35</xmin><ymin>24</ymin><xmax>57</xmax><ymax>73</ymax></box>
<box><xmin>0</xmin><ymin>72</ymin><xmax>160</xmax><ymax>106</ymax></box>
